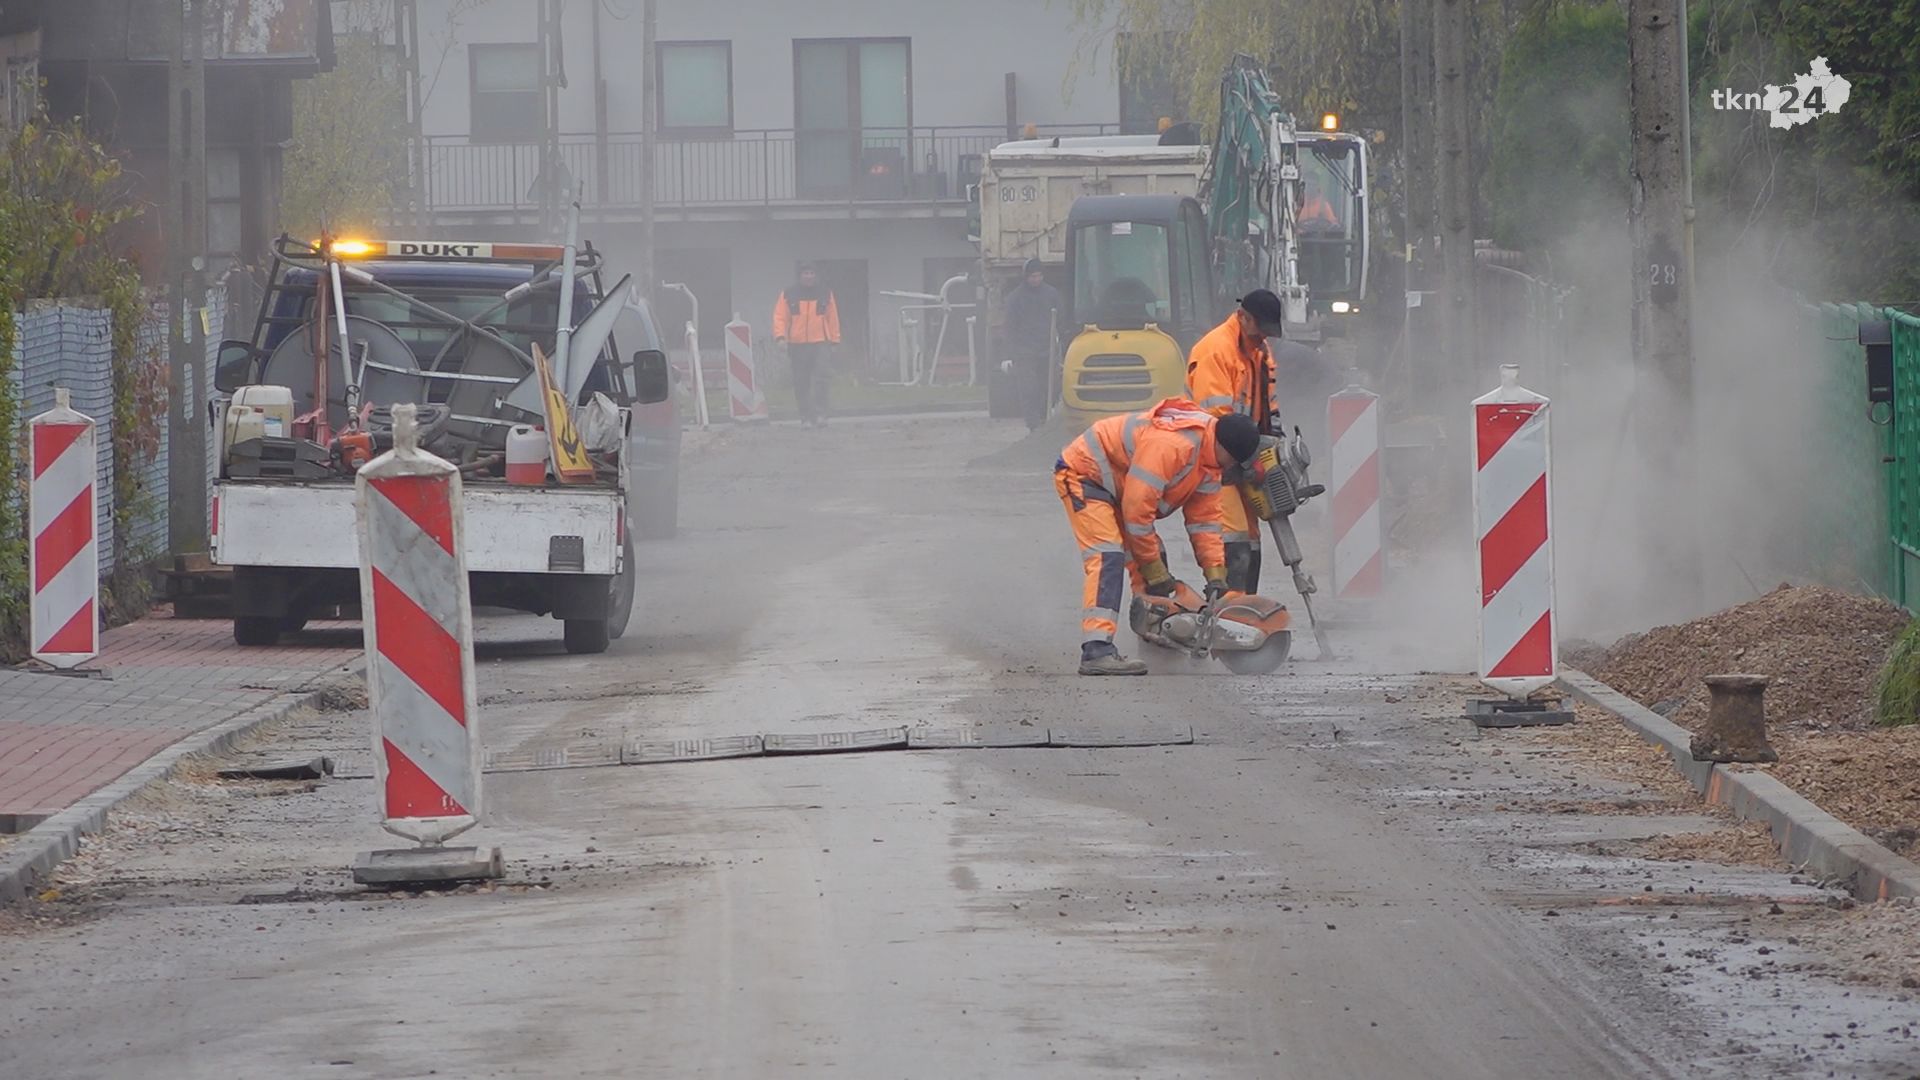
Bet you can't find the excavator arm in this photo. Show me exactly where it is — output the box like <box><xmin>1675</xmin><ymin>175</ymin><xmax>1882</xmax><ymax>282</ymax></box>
<box><xmin>1202</xmin><ymin>56</ymin><xmax>1309</xmax><ymax>328</ymax></box>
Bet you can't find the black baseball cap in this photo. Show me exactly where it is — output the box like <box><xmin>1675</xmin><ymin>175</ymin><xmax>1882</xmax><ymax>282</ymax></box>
<box><xmin>1239</xmin><ymin>289</ymin><xmax>1287</xmax><ymax>337</ymax></box>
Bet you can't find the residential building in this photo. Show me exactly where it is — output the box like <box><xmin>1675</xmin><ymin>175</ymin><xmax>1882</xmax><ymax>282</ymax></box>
<box><xmin>403</xmin><ymin>0</ymin><xmax>1183</xmax><ymax>374</ymax></box>
<box><xmin>1</xmin><ymin>0</ymin><xmax>335</xmax><ymax>281</ymax></box>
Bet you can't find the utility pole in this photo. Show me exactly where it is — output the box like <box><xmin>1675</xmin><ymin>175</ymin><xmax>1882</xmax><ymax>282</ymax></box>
<box><xmin>1433</xmin><ymin>0</ymin><xmax>1477</xmax><ymax>408</ymax></box>
<box><xmin>395</xmin><ymin>0</ymin><xmax>426</xmax><ymax>228</ymax></box>
<box><xmin>537</xmin><ymin>1</ymin><xmax>557</xmax><ymax>236</ymax></box>
<box><xmin>167</xmin><ymin>0</ymin><xmax>209</xmax><ymax>557</ymax></box>
<box><xmin>1398</xmin><ymin>0</ymin><xmax>1435</xmax><ymax>398</ymax></box>
<box><xmin>1627</xmin><ymin>0</ymin><xmax>1700</xmax><ymax>604</ymax></box>
<box><xmin>639</xmin><ymin>0</ymin><xmax>658</xmax><ymax>303</ymax></box>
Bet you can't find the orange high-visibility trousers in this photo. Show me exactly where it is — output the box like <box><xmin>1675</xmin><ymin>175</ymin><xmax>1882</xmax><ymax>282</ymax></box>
<box><xmin>1055</xmin><ymin>465</ymin><xmax>1146</xmax><ymax>642</ymax></box>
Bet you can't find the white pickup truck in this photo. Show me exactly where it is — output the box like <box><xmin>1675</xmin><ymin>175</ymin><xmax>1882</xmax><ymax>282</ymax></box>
<box><xmin>209</xmin><ymin>235</ymin><xmax>672</xmax><ymax>654</ymax></box>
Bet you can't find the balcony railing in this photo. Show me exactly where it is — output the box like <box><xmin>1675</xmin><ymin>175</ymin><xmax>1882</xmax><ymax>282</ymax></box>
<box><xmin>419</xmin><ymin>124</ymin><xmax>1123</xmax><ymax>216</ymax></box>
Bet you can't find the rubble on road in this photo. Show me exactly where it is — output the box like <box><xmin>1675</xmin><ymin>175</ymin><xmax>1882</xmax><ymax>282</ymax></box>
<box><xmin>1593</xmin><ymin>584</ymin><xmax>1908</xmax><ymax>732</ymax></box>
<box><xmin>1772</xmin><ymin>898</ymin><xmax>1920</xmax><ymax>992</ymax></box>
<box><xmin>1579</xmin><ymin>584</ymin><xmax>1920</xmax><ymax>860</ymax></box>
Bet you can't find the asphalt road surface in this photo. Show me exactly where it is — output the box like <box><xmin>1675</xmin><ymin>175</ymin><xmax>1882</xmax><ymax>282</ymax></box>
<box><xmin>3</xmin><ymin>415</ymin><xmax>1916</xmax><ymax>1080</ymax></box>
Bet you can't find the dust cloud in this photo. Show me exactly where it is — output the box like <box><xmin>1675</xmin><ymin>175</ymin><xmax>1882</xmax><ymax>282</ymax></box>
<box><xmin>1373</xmin><ymin>204</ymin><xmax>1862</xmax><ymax>673</ymax></box>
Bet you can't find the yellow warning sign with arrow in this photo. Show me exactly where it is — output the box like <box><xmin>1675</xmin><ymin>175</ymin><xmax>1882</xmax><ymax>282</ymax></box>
<box><xmin>532</xmin><ymin>343</ymin><xmax>596</xmax><ymax>484</ymax></box>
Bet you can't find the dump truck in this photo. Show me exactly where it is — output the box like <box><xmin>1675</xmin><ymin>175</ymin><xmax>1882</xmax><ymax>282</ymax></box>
<box><xmin>208</xmin><ymin>225</ymin><xmax>674</xmax><ymax>654</ymax></box>
<box><xmin>974</xmin><ymin>133</ymin><xmax>1209</xmax><ymax>419</ymax></box>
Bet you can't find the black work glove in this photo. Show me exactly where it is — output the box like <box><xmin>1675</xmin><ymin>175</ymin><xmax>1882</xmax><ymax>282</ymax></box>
<box><xmin>1145</xmin><ymin>578</ymin><xmax>1179</xmax><ymax>598</ymax></box>
<box><xmin>1204</xmin><ymin>580</ymin><xmax>1229</xmax><ymax>608</ymax></box>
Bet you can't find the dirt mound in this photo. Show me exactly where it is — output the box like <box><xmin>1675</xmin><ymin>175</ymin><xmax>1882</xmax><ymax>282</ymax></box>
<box><xmin>1593</xmin><ymin>584</ymin><xmax>1909</xmax><ymax>732</ymax></box>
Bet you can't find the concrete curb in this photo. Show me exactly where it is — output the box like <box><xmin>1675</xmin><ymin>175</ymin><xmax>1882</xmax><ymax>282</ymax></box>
<box><xmin>1560</xmin><ymin>669</ymin><xmax>1920</xmax><ymax>902</ymax></box>
<box><xmin>0</xmin><ymin>664</ymin><xmax>365</xmax><ymax>907</ymax></box>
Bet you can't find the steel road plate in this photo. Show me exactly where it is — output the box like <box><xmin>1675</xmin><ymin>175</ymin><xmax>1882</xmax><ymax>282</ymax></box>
<box><xmin>483</xmin><ymin>742</ymin><xmax>622</xmax><ymax>772</ymax></box>
<box><xmin>908</xmin><ymin>726</ymin><xmax>1050</xmax><ymax>749</ymax></box>
<box><xmin>1047</xmin><ymin>725</ymin><xmax>1195</xmax><ymax>748</ymax></box>
<box><xmin>621</xmin><ymin>735</ymin><xmax>765</xmax><ymax>765</ymax></box>
<box><xmin>760</xmin><ymin>727</ymin><xmax>910</xmax><ymax>755</ymax></box>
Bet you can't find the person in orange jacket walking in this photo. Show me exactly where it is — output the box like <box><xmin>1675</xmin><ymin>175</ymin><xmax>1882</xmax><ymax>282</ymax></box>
<box><xmin>1055</xmin><ymin>399</ymin><xmax>1263</xmax><ymax>675</ymax></box>
<box><xmin>772</xmin><ymin>262</ymin><xmax>841</xmax><ymax>428</ymax></box>
<box><xmin>1186</xmin><ymin>288</ymin><xmax>1286</xmax><ymax>593</ymax></box>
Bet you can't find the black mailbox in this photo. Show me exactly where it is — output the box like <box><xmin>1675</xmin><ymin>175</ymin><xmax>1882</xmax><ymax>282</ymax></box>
<box><xmin>1861</xmin><ymin>319</ymin><xmax>1894</xmax><ymax>405</ymax></box>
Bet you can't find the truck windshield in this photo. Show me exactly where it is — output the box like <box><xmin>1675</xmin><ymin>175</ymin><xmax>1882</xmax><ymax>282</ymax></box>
<box><xmin>1073</xmin><ymin>221</ymin><xmax>1172</xmax><ymax>328</ymax></box>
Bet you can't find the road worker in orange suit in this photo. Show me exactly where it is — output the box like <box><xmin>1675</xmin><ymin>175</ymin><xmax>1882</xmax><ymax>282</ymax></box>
<box><xmin>772</xmin><ymin>262</ymin><xmax>841</xmax><ymax>428</ymax></box>
<box><xmin>1055</xmin><ymin>401</ymin><xmax>1264</xmax><ymax>675</ymax></box>
<box><xmin>1186</xmin><ymin>288</ymin><xmax>1287</xmax><ymax>594</ymax></box>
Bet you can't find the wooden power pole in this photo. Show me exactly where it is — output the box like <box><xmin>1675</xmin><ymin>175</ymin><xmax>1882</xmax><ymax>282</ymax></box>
<box><xmin>167</xmin><ymin>0</ymin><xmax>209</xmax><ymax>557</ymax></box>
<box><xmin>1433</xmin><ymin>0</ymin><xmax>1476</xmax><ymax>404</ymax></box>
<box><xmin>1627</xmin><ymin>0</ymin><xmax>1701</xmax><ymax>602</ymax></box>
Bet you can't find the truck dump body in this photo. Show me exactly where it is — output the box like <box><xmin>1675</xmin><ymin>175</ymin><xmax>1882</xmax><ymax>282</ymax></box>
<box><xmin>979</xmin><ymin>140</ymin><xmax>1208</xmax><ymax>267</ymax></box>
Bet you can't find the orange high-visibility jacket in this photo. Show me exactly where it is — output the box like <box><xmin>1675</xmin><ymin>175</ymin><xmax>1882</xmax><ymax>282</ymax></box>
<box><xmin>1060</xmin><ymin>399</ymin><xmax>1227</xmax><ymax>572</ymax></box>
<box><xmin>1300</xmin><ymin>194</ymin><xmax>1339</xmax><ymax>228</ymax></box>
<box><xmin>1186</xmin><ymin>311</ymin><xmax>1273</xmax><ymax>426</ymax></box>
<box><xmin>772</xmin><ymin>288</ymin><xmax>841</xmax><ymax>345</ymax></box>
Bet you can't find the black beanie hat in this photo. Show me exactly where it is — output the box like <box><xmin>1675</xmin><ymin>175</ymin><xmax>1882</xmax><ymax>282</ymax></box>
<box><xmin>1215</xmin><ymin>413</ymin><xmax>1261</xmax><ymax>466</ymax></box>
<box><xmin>1024</xmin><ymin>258</ymin><xmax>1044</xmax><ymax>276</ymax></box>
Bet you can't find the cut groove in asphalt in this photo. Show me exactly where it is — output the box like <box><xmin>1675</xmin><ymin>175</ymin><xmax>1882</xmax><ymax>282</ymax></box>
<box><xmin>327</xmin><ymin>725</ymin><xmax>1203</xmax><ymax>777</ymax></box>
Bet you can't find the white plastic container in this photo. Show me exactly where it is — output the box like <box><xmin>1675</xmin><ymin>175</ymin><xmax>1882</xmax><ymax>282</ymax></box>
<box><xmin>224</xmin><ymin>403</ymin><xmax>266</xmax><ymax>447</ymax></box>
<box><xmin>232</xmin><ymin>385</ymin><xmax>295</xmax><ymax>438</ymax></box>
<box><xmin>506</xmin><ymin>424</ymin><xmax>549</xmax><ymax>485</ymax></box>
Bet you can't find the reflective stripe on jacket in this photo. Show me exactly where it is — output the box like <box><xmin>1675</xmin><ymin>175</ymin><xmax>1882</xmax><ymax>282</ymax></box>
<box><xmin>772</xmin><ymin>288</ymin><xmax>841</xmax><ymax>345</ymax></box>
<box><xmin>1058</xmin><ymin>398</ymin><xmax>1227</xmax><ymax>573</ymax></box>
<box><xmin>1186</xmin><ymin>312</ymin><xmax>1273</xmax><ymax>425</ymax></box>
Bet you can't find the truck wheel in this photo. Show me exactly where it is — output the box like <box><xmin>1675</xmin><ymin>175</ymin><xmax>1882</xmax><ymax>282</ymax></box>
<box><xmin>608</xmin><ymin>538</ymin><xmax>636</xmax><ymax>640</ymax></box>
<box><xmin>563</xmin><ymin>617</ymin><xmax>611</xmax><ymax>655</ymax></box>
<box><xmin>234</xmin><ymin>616</ymin><xmax>282</xmax><ymax>647</ymax></box>
<box><xmin>634</xmin><ymin>467</ymin><xmax>678</xmax><ymax>539</ymax></box>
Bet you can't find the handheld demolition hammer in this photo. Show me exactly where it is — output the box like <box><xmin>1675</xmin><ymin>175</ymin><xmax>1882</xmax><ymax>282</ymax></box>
<box><xmin>1230</xmin><ymin>427</ymin><xmax>1335</xmax><ymax>660</ymax></box>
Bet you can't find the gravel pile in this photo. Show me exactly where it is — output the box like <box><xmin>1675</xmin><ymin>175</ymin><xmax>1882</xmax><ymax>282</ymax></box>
<box><xmin>1593</xmin><ymin>584</ymin><xmax>1909</xmax><ymax>732</ymax></box>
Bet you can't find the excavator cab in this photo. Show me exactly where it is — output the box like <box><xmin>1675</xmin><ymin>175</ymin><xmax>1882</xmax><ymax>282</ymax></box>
<box><xmin>1060</xmin><ymin>194</ymin><xmax>1215</xmax><ymax>427</ymax></box>
<box><xmin>1293</xmin><ymin>132</ymin><xmax>1369</xmax><ymax>332</ymax></box>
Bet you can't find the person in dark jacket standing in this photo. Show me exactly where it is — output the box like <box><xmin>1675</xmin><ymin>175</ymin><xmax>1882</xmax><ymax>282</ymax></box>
<box><xmin>772</xmin><ymin>262</ymin><xmax>841</xmax><ymax>428</ymax></box>
<box><xmin>1002</xmin><ymin>258</ymin><xmax>1065</xmax><ymax>430</ymax></box>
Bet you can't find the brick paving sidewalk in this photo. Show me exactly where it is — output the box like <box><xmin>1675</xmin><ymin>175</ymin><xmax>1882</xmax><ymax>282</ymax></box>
<box><xmin>0</xmin><ymin>609</ymin><xmax>360</xmax><ymax>829</ymax></box>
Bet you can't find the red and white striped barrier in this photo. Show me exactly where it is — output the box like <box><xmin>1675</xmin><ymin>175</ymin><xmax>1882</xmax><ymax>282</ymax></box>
<box><xmin>1473</xmin><ymin>365</ymin><xmax>1556</xmax><ymax>698</ymax></box>
<box><xmin>726</xmin><ymin>315</ymin><xmax>767</xmax><ymax>421</ymax></box>
<box><xmin>355</xmin><ymin>403</ymin><xmax>481</xmax><ymax>844</ymax></box>
<box><xmin>29</xmin><ymin>389</ymin><xmax>99</xmax><ymax>669</ymax></box>
<box><xmin>1328</xmin><ymin>383</ymin><xmax>1383</xmax><ymax>600</ymax></box>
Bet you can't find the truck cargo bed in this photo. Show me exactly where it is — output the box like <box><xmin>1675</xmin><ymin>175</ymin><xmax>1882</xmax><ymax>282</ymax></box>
<box><xmin>214</xmin><ymin>480</ymin><xmax>622</xmax><ymax>575</ymax></box>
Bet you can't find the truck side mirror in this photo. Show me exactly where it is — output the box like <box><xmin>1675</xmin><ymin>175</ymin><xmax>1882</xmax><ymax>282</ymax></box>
<box><xmin>632</xmin><ymin>348</ymin><xmax>671</xmax><ymax>405</ymax></box>
<box><xmin>214</xmin><ymin>340</ymin><xmax>255</xmax><ymax>393</ymax></box>
<box><xmin>1861</xmin><ymin>319</ymin><xmax>1894</xmax><ymax>405</ymax></box>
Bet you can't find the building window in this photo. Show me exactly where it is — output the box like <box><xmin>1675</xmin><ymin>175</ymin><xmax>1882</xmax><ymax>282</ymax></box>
<box><xmin>793</xmin><ymin>38</ymin><xmax>911</xmax><ymax>200</ymax></box>
<box><xmin>469</xmin><ymin>43</ymin><xmax>542</xmax><ymax>141</ymax></box>
<box><xmin>1117</xmin><ymin>33</ymin><xmax>1183</xmax><ymax>135</ymax></box>
<box><xmin>657</xmin><ymin>41</ymin><xmax>733</xmax><ymax>135</ymax></box>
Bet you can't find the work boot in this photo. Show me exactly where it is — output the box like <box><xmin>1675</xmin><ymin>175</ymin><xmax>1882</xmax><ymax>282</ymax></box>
<box><xmin>1079</xmin><ymin>640</ymin><xmax>1147</xmax><ymax>676</ymax></box>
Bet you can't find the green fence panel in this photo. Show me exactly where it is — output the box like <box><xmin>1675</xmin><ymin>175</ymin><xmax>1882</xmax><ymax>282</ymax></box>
<box><xmin>1800</xmin><ymin>303</ymin><xmax>1895</xmax><ymax>602</ymax></box>
<box><xmin>1886</xmin><ymin>308</ymin><xmax>1920</xmax><ymax>609</ymax></box>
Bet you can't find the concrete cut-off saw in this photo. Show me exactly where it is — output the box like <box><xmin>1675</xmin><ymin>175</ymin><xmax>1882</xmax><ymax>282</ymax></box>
<box><xmin>1128</xmin><ymin>427</ymin><xmax>1333</xmax><ymax>674</ymax></box>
